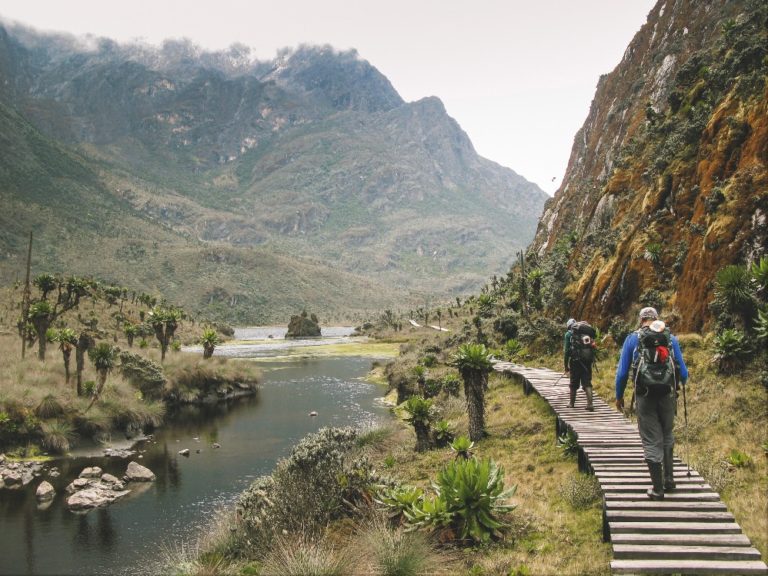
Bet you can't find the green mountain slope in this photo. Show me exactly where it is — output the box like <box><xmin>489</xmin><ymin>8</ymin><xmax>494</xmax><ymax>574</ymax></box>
<box><xmin>0</xmin><ymin>24</ymin><xmax>547</xmax><ymax>322</ymax></box>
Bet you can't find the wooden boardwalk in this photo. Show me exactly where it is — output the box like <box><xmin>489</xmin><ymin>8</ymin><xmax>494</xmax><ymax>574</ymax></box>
<box><xmin>494</xmin><ymin>362</ymin><xmax>768</xmax><ymax>575</ymax></box>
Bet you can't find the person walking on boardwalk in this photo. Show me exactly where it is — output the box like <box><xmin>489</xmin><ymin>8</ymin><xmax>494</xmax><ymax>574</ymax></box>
<box><xmin>564</xmin><ymin>318</ymin><xmax>597</xmax><ymax>411</ymax></box>
<box><xmin>615</xmin><ymin>307</ymin><xmax>689</xmax><ymax>500</ymax></box>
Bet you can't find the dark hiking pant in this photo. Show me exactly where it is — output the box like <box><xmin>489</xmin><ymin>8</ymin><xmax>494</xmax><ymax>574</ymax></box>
<box><xmin>636</xmin><ymin>391</ymin><xmax>676</xmax><ymax>463</ymax></box>
<box><xmin>569</xmin><ymin>360</ymin><xmax>592</xmax><ymax>390</ymax></box>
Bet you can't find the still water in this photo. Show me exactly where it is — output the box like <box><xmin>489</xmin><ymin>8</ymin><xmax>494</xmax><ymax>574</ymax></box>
<box><xmin>0</xmin><ymin>329</ymin><xmax>389</xmax><ymax>575</ymax></box>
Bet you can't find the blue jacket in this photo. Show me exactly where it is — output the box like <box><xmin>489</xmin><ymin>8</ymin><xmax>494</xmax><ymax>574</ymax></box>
<box><xmin>615</xmin><ymin>330</ymin><xmax>688</xmax><ymax>400</ymax></box>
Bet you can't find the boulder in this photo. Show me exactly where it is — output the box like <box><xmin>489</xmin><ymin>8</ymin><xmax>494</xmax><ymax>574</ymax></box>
<box><xmin>66</xmin><ymin>477</ymin><xmax>90</xmax><ymax>493</ymax></box>
<box><xmin>36</xmin><ymin>481</ymin><xmax>55</xmax><ymax>502</ymax></box>
<box><xmin>79</xmin><ymin>466</ymin><xmax>102</xmax><ymax>479</ymax></box>
<box><xmin>125</xmin><ymin>461</ymin><xmax>155</xmax><ymax>482</ymax></box>
<box><xmin>100</xmin><ymin>473</ymin><xmax>120</xmax><ymax>484</ymax></box>
<box><xmin>2</xmin><ymin>470</ymin><xmax>22</xmax><ymax>487</ymax></box>
<box><xmin>104</xmin><ymin>448</ymin><xmax>136</xmax><ymax>458</ymax></box>
<box><xmin>178</xmin><ymin>449</ymin><xmax>190</xmax><ymax>457</ymax></box>
<box><xmin>67</xmin><ymin>487</ymin><xmax>130</xmax><ymax>511</ymax></box>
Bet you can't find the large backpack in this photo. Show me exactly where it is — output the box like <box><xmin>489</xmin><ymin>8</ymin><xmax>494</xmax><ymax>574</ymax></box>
<box><xmin>570</xmin><ymin>321</ymin><xmax>597</xmax><ymax>364</ymax></box>
<box><xmin>632</xmin><ymin>323</ymin><xmax>677</xmax><ymax>396</ymax></box>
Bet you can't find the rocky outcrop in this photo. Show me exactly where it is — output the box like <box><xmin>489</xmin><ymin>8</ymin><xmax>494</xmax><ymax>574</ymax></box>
<box><xmin>532</xmin><ymin>0</ymin><xmax>767</xmax><ymax>331</ymax></box>
<box><xmin>286</xmin><ymin>311</ymin><xmax>322</xmax><ymax>338</ymax></box>
<box><xmin>65</xmin><ymin>467</ymin><xmax>130</xmax><ymax>511</ymax></box>
<box><xmin>0</xmin><ymin>458</ymin><xmax>43</xmax><ymax>489</ymax></box>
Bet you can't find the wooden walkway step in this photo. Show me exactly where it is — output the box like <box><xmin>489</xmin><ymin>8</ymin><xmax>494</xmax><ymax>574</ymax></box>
<box><xmin>494</xmin><ymin>362</ymin><xmax>767</xmax><ymax>575</ymax></box>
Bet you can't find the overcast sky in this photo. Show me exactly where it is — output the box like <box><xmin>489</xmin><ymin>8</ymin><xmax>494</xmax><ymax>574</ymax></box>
<box><xmin>1</xmin><ymin>0</ymin><xmax>656</xmax><ymax>194</ymax></box>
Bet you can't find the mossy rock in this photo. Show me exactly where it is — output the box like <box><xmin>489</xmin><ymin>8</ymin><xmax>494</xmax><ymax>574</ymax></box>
<box><xmin>285</xmin><ymin>312</ymin><xmax>321</xmax><ymax>338</ymax></box>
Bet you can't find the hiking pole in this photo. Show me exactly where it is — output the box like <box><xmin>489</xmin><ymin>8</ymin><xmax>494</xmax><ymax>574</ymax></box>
<box><xmin>551</xmin><ymin>371</ymin><xmax>568</xmax><ymax>387</ymax></box>
<box><xmin>681</xmin><ymin>379</ymin><xmax>692</xmax><ymax>478</ymax></box>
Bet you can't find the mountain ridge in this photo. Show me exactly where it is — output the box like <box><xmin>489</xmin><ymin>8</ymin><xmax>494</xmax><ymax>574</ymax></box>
<box><xmin>0</xmin><ymin>22</ymin><xmax>547</xmax><ymax>322</ymax></box>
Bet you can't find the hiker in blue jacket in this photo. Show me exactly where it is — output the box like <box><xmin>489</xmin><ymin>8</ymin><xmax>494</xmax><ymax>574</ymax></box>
<box><xmin>615</xmin><ymin>307</ymin><xmax>688</xmax><ymax>500</ymax></box>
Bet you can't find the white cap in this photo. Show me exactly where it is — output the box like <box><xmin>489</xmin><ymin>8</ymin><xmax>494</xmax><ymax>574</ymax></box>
<box><xmin>566</xmin><ymin>318</ymin><xmax>576</xmax><ymax>329</ymax></box>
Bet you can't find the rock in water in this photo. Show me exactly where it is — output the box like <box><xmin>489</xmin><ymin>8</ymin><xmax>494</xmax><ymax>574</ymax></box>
<box><xmin>124</xmin><ymin>461</ymin><xmax>156</xmax><ymax>482</ymax></box>
<box><xmin>79</xmin><ymin>466</ymin><xmax>102</xmax><ymax>479</ymax></box>
<box><xmin>285</xmin><ymin>311</ymin><xmax>321</xmax><ymax>338</ymax></box>
<box><xmin>36</xmin><ymin>481</ymin><xmax>55</xmax><ymax>502</ymax></box>
<box><xmin>178</xmin><ymin>449</ymin><xmax>190</xmax><ymax>457</ymax></box>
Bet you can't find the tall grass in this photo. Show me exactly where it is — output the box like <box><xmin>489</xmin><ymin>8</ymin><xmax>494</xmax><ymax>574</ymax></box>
<box><xmin>260</xmin><ymin>532</ymin><xmax>350</xmax><ymax>576</ymax></box>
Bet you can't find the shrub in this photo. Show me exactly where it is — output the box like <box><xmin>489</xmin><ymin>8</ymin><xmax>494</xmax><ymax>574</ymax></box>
<box><xmin>441</xmin><ymin>373</ymin><xmax>461</xmax><ymax>397</ymax></box>
<box><xmin>433</xmin><ymin>420</ymin><xmax>454</xmax><ymax>448</ymax></box>
<box><xmin>493</xmin><ymin>314</ymin><xmax>519</xmax><ymax>340</ymax></box>
<box><xmin>237</xmin><ymin>427</ymin><xmax>377</xmax><ymax>556</ymax></box>
<box><xmin>558</xmin><ymin>430</ymin><xmax>579</xmax><ymax>457</ymax></box>
<box><xmin>639</xmin><ymin>288</ymin><xmax>665</xmax><ymax>312</ymax></box>
<box><xmin>423</xmin><ymin>378</ymin><xmax>442</xmax><ymax>399</ymax></box>
<box><xmin>119</xmin><ymin>351</ymin><xmax>167</xmax><ymax>399</ymax></box>
<box><xmin>420</xmin><ymin>354</ymin><xmax>438</xmax><ymax>368</ymax></box>
<box><xmin>727</xmin><ymin>449</ymin><xmax>752</xmax><ymax>468</ymax></box>
<box><xmin>608</xmin><ymin>317</ymin><xmax>633</xmax><ymax>347</ymax></box>
<box><xmin>559</xmin><ymin>474</ymin><xmax>601</xmax><ymax>509</ymax></box>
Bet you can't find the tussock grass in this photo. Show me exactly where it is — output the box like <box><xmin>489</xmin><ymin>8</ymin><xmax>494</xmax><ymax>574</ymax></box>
<box><xmin>260</xmin><ymin>532</ymin><xmax>351</xmax><ymax>576</ymax></box>
<box><xmin>40</xmin><ymin>419</ymin><xmax>75</xmax><ymax>454</ymax></box>
<box><xmin>352</xmin><ymin>514</ymin><xmax>454</xmax><ymax>576</ymax></box>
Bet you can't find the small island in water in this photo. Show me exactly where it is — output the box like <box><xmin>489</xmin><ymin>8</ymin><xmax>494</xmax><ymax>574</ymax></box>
<box><xmin>285</xmin><ymin>310</ymin><xmax>321</xmax><ymax>338</ymax></box>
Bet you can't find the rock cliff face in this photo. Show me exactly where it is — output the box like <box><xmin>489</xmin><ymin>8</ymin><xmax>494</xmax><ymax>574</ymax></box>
<box><xmin>534</xmin><ymin>0</ymin><xmax>767</xmax><ymax>331</ymax></box>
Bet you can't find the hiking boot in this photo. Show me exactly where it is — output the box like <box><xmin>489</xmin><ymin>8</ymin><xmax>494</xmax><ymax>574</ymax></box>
<box><xmin>585</xmin><ymin>387</ymin><xmax>594</xmax><ymax>411</ymax></box>
<box><xmin>568</xmin><ymin>388</ymin><xmax>577</xmax><ymax>408</ymax></box>
<box><xmin>645</xmin><ymin>460</ymin><xmax>664</xmax><ymax>500</ymax></box>
<box><xmin>663</xmin><ymin>446</ymin><xmax>676</xmax><ymax>491</ymax></box>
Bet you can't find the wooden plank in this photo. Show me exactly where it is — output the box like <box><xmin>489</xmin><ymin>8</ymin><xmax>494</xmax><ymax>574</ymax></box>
<box><xmin>612</xmin><ymin>544</ymin><xmax>762</xmax><ymax>561</ymax></box>
<box><xmin>606</xmin><ymin>510</ymin><xmax>734</xmax><ymax>522</ymax></box>
<box><xmin>611</xmin><ymin>559</ymin><xmax>768</xmax><ymax>574</ymax></box>
<box><xmin>606</xmin><ymin>501</ymin><xmax>727</xmax><ymax>512</ymax></box>
<box><xmin>611</xmin><ymin>533</ymin><xmax>752</xmax><ymax>547</ymax></box>
<box><xmin>602</xmin><ymin>484</ymin><xmax>713</xmax><ymax>493</ymax></box>
<box><xmin>609</xmin><ymin>522</ymin><xmax>743</xmax><ymax>534</ymax></box>
<box><xmin>604</xmin><ymin>492</ymin><xmax>721</xmax><ymax>502</ymax></box>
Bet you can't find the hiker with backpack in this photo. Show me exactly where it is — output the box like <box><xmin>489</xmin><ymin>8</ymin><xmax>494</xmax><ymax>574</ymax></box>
<box><xmin>563</xmin><ymin>318</ymin><xmax>598</xmax><ymax>411</ymax></box>
<box><xmin>614</xmin><ymin>306</ymin><xmax>689</xmax><ymax>500</ymax></box>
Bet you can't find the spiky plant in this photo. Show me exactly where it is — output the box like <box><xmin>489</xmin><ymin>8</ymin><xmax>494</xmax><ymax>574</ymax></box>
<box><xmin>433</xmin><ymin>420</ymin><xmax>454</xmax><ymax>448</ymax></box>
<box><xmin>452</xmin><ymin>343</ymin><xmax>493</xmax><ymax>441</ymax></box>
<box><xmin>643</xmin><ymin>242</ymin><xmax>663</xmax><ymax>266</ymax></box>
<box><xmin>434</xmin><ymin>457</ymin><xmax>517</xmax><ymax>543</ymax></box>
<box><xmin>714</xmin><ymin>264</ymin><xmax>757</xmax><ymax>329</ymax></box>
<box><xmin>51</xmin><ymin>328</ymin><xmax>77</xmax><ymax>384</ymax></box>
<box><xmin>713</xmin><ymin>328</ymin><xmax>752</xmax><ymax>374</ymax></box>
<box><xmin>148</xmin><ymin>305</ymin><xmax>184</xmax><ymax>362</ymax></box>
<box><xmin>375</xmin><ymin>485</ymin><xmax>424</xmax><ymax>524</ymax></box>
<box><xmin>402</xmin><ymin>396</ymin><xmax>436</xmax><ymax>452</ymax></box>
<box><xmin>450</xmin><ymin>435</ymin><xmax>475</xmax><ymax>460</ymax></box>
<box><xmin>199</xmin><ymin>328</ymin><xmax>220</xmax><ymax>359</ymax></box>
<box><xmin>123</xmin><ymin>323</ymin><xmax>138</xmax><ymax>347</ymax></box>
<box><xmin>85</xmin><ymin>343</ymin><xmax>119</xmax><ymax>412</ymax></box>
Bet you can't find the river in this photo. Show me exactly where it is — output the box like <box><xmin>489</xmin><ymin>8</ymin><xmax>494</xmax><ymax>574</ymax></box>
<box><xmin>0</xmin><ymin>328</ymin><xmax>391</xmax><ymax>576</ymax></box>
